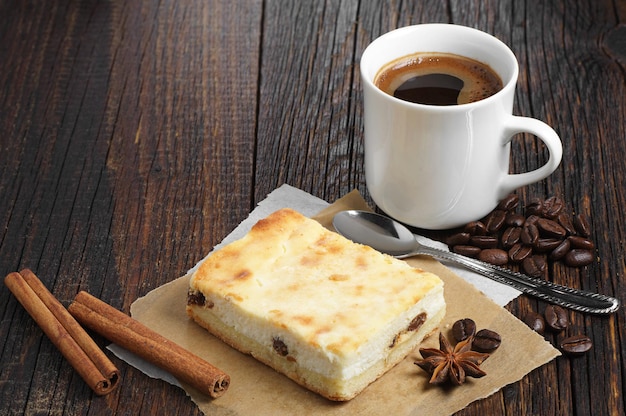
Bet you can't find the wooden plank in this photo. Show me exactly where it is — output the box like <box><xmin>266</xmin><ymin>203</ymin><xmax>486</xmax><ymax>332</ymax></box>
<box><xmin>0</xmin><ymin>0</ymin><xmax>261</xmax><ymax>413</ymax></box>
<box><xmin>255</xmin><ymin>0</ymin><xmax>361</xmax><ymax>202</ymax></box>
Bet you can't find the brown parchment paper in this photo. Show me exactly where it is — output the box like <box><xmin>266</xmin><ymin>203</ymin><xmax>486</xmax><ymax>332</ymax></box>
<box><xmin>130</xmin><ymin>190</ymin><xmax>560</xmax><ymax>415</ymax></box>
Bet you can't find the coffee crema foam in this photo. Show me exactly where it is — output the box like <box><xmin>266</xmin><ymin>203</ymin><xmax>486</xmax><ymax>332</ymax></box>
<box><xmin>374</xmin><ymin>52</ymin><xmax>503</xmax><ymax>105</ymax></box>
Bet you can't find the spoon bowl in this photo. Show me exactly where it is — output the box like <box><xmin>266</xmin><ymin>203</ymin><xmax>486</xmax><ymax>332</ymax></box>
<box><xmin>332</xmin><ymin>210</ymin><xmax>619</xmax><ymax>314</ymax></box>
<box><xmin>332</xmin><ymin>210</ymin><xmax>418</xmax><ymax>257</ymax></box>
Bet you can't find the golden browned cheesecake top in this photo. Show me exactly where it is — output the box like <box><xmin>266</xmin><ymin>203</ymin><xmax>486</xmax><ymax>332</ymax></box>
<box><xmin>189</xmin><ymin>208</ymin><xmax>444</xmax><ymax>356</ymax></box>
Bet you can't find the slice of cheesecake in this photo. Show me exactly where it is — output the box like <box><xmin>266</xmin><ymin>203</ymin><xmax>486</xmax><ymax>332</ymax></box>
<box><xmin>186</xmin><ymin>208</ymin><xmax>445</xmax><ymax>401</ymax></box>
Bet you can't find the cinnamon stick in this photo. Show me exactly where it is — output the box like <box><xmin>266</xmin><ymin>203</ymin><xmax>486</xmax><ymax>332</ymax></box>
<box><xmin>68</xmin><ymin>290</ymin><xmax>230</xmax><ymax>398</ymax></box>
<box><xmin>4</xmin><ymin>269</ymin><xmax>120</xmax><ymax>395</ymax></box>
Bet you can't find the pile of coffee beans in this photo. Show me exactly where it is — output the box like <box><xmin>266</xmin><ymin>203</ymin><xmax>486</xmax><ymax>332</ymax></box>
<box><xmin>446</xmin><ymin>194</ymin><xmax>596</xmax><ymax>277</ymax></box>
<box><xmin>523</xmin><ymin>305</ymin><xmax>592</xmax><ymax>356</ymax></box>
<box><xmin>442</xmin><ymin>195</ymin><xmax>596</xmax><ymax>358</ymax></box>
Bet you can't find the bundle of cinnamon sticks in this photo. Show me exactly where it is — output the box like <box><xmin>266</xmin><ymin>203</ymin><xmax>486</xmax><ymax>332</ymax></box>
<box><xmin>4</xmin><ymin>269</ymin><xmax>230</xmax><ymax>399</ymax></box>
<box><xmin>4</xmin><ymin>269</ymin><xmax>120</xmax><ymax>395</ymax></box>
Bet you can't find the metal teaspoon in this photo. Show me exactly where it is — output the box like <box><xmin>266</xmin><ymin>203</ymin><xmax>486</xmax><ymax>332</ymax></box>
<box><xmin>332</xmin><ymin>210</ymin><xmax>619</xmax><ymax>314</ymax></box>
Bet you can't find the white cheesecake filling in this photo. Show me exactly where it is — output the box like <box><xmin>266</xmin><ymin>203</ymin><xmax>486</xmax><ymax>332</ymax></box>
<box><xmin>190</xmin><ymin>281</ymin><xmax>444</xmax><ymax>381</ymax></box>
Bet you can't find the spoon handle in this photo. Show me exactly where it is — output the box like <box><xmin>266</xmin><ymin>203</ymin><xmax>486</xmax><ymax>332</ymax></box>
<box><xmin>415</xmin><ymin>245</ymin><xmax>619</xmax><ymax>314</ymax></box>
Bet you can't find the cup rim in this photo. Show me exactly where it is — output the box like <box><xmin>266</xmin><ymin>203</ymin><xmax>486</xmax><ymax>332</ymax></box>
<box><xmin>360</xmin><ymin>23</ymin><xmax>519</xmax><ymax>110</ymax></box>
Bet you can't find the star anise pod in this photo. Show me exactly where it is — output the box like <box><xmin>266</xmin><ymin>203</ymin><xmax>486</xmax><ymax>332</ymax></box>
<box><xmin>415</xmin><ymin>332</ymin><xmax>490</xmax><ymax>385</ymax></box>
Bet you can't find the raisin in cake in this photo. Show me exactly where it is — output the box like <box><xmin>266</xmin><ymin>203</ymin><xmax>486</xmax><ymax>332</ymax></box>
<box><xmin>186</xmin><ymin>208</ymin><xmax>445</xmax><ymax>401</ymax></box>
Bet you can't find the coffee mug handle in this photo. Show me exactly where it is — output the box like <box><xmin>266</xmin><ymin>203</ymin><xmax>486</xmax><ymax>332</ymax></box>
<box><xmin>499</xmin><ymin>116</ymin><xmax>563</xmax><ymax>195</ymax></box>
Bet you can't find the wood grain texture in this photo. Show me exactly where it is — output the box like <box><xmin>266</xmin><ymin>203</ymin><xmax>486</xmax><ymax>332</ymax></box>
<box><xmin>1</xmin><ymin>0</ymin><xmax>624</xmax><ymax>415</ymax></box>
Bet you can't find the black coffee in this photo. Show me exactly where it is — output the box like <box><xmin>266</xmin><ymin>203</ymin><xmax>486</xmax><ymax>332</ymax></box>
<box><xmin>374</xmin><ymin>52</ymin><xmax>503</xmax><ymax>105</ymax></box>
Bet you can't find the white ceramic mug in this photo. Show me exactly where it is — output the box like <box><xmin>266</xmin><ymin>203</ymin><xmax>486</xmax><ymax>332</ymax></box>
<box><xmin>360</xmin><ymin>24</ymin><xmax>563</xmax><ymax>229</ymax></box>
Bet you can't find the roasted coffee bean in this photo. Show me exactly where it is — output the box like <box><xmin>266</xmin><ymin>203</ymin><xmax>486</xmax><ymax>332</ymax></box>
<box><xmin>464</xmin><ymin>221</ymin><xmax>487</xmax><ymax>235</ymax></box>
<box><xmin>542</xmin><ymin>196</ymin><xmax>564</xmax><ymax>219</ymax></box>
<box><xmin>485</xmin><ymin>210</ymin><xmax>507</xmax><ymax>233</ymax></box>
<box><xmin>508</xmin><ymin>243</ymin><xmax>532</xmax><ymax>263</ymax></box>
<box><xmin>564</xmin><ymin>249</ymin><xmax>594</xmax><ymax>267</ymax></box>
<box><xmin>452</xmin><ymin>318</ymin><xmax>476</xmax><ymax>342</ymax></box>
<box><xmin>544</xmin><ymin>305</ymin><xmax>568</xmax><ymax>331</ymax></box>
<box><xmin>521</xmin><ymin>223</ymin><xmax>540</xmax><ymax>245</ymax></box>
<box><xmin>534</xmin><ymin>238</ymin><xmax>563</xmax><ymax>253</ymax></box>
<box><xmin>549</xmin><ymin>239</ymin><xmax>571</xmax><ymax>261</ymax></box>
<box><xmin>525</xmin><ymin>198</ymin><xmax>543</xmax><ymax>216</ymax></box>
<box><xmin>560</xmin><ymin>335</ymin><xmax>593</xmax><ymax>356</ymax></box>
<box><xmin>472</xmin><ymin>329</ymin><xmax>502</xmax><ymax>353</ymax></box>
<box><xmin>505</xmin><ymin>212</ymin><xmax>526</xmax><ymax>227</ymax></box>
<box><xmin>523</xmin><ymin>312</ymin><xmax>546</xmax><ymax>335</ymax></box>
<box><xmin>497</xmin><ymin>193</ymin><xmax>520</xmax><ymax>211</ymax></box>
<box><xmin>452</xmin><ymin>245</ymin><xmax>481</xmax><ymax>257</ymax></box>
<box><xmin>478</xmin><ymin>248</ymin><xmax>509</xmax><ymax>265</ymax></box>
<box><xmin>470</xmin><ymin>235</ymin><xmax>499</xmax><ymax>249</ymax></box>
<box><xmin>557</xmin><ymin>212</ymin><xmax>576</xmax><ymax>235</ymax></box>
<box><xmin>447</xmin><ymin>232</ymin><xmax>471</xmax><ymax>246</ymax></box>
<box><xmin>573</xmin><ymin>214</ymin><xmax>591</xmax><ymax>237</ymax></box>
<box><xmin>524</xmin><ymin>214</ymin><xmax>540</xmax><ymax>226</ymax></box>
<box><xmin>567</xmin><ymin>236</ymin><xmax>595</xmax><ymax>250</ymax></box>
<box><xmin>536</xmin><ymin>218</ymin><xmax>567</xmax><ymax>239</ymax></box>
<box><xmin>536</xmin><ymin>218</ymin><xmax>566</xmax><ymax>239</ymax></box>
<box><xmin>522</xmin><ymin>255</ymin><xmax>546</xmax><ymax>278</ymax></box>
<box><xmin>501</xmin><ymin>226</ymin><xmax>522</xmax><ymax>248</ymax></box>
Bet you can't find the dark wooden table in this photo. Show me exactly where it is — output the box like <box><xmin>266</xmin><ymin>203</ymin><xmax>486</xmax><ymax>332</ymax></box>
<box><xmin>1</xmin><ymin>1</ymin><xmax>625</xmax><ymax>414</ymax></box>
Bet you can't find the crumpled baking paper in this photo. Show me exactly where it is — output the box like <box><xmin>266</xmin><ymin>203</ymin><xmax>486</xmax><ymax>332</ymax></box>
<box><xmin>109</xmin><ymin>184</ymin><xmax>559</xmax><ymax>415</ymax></box>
